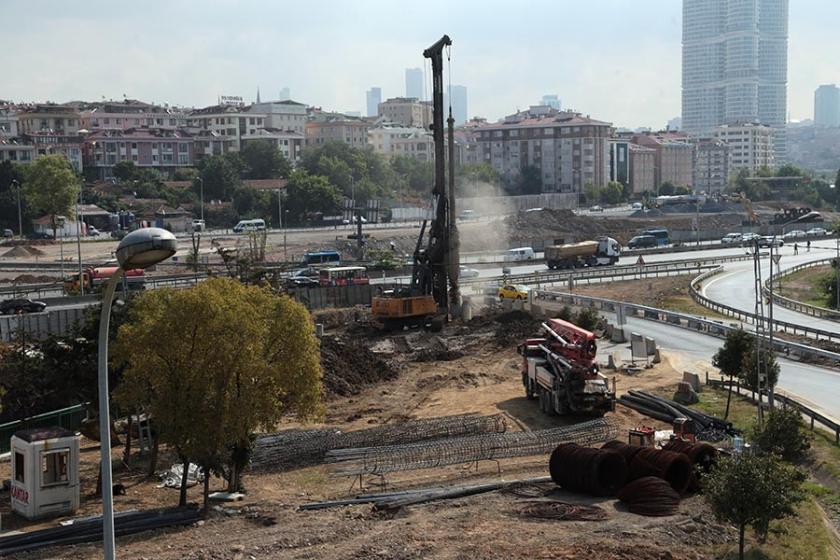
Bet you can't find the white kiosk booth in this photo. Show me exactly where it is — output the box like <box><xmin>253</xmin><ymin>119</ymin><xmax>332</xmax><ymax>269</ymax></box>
<box><xmin>10</xmin><ymin>427</ymin><xmax>80</xmax><ymax>520</ymax></box>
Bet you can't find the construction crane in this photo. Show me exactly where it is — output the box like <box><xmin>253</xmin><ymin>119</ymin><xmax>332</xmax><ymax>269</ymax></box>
<box><xmin>371</xmin><ymin>34</ymin><xmax>460</xmax><ymax>330</ymax></box>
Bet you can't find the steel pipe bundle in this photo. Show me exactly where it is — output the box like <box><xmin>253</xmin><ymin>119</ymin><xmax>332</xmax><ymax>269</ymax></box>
<box><xmin>661</xmin><ymin>439</ymin><xmax>718</xmax><ymax>491</ymax></box>
<box><xmin>548</xmin><ymin>443</ymin><xmax>627</xmax><ymax>496</ymax></box>
<box><xmin>0</xmin><ymin>507</ymin><xmax>201</xmax><ymax>556</ymax></box>
<box><xmin>251</xmin><ymin>413</ymin><xmax>507</xmax><ymax>471</ymax></box>
<box><xmin>627</xmin><ymin>447</ymin><xmax>693</xmax><ymax>494</ymax></box>
<box><xmin>618</xmin><ymin>476</ymin><xmax>680</xmax><ymax>517</ymax></box>
<box><xmin>327</xmin><ymin>417</ymin><xmax>619</xmax><ymax>476</ymax></box>
<box><xmin>617</xmin><ymin>390</ymin><xmax>738</xmax><ymax>440</ymax></box>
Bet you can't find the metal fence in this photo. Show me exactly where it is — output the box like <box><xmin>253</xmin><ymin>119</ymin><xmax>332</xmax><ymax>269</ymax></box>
<box><xmin>762</xmin><ymin>258</ymin><xmax>840</xmax><ymax>321</ymax></box>
<box><xmin>0</xmin><ymin>306</ymin><xmax>88</xmax><ymax>342</ymax></box>
<box><xmin>0</xmin><ymin>403</ymin><xmax>88</xmax><ymax>454</ymax></box>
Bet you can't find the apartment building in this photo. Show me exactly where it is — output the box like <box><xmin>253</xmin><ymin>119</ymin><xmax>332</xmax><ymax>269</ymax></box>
<box><xmin>0</xmin><ymin>105</ymin><xmax>18</xmax><ymax>138</ymax></box>
<box><xmin>80</xmin><ymin>100</ymin><xmax>185</xmax><ymax>131</ymax></box>
<box><xmin>85</xmin><ymin>128</ymin><xmax>195</xmax><ymax>179</ymax></box>
<box><xmin>474</xmin><ymin>107</ymin><xmax>614</xmax><ymax>193</ymax></box>
<box><xmin>368</xmin><ymin>122</ymin><xmax>433</xmax><ymax>160</ymax></box>
<box><xmin>241</xmin><ymin>129</ymin><xmax>305</xmax><ymax>162</ymax></box>
<box><xmin>714</xmin><ymin>122</ymin><xmax>774</xmax><ymax>172</ymax></box>
<box><xmin>17</xmin><ymin>104</ymin><xmax>81</xmax><ymax>135</ymax></box>
<box><xmin>377</xmin><ymin>97</ymin><xmax>432</xmax><ymax>128</ymax></box>
<box><xmin>185</xmin><ymin>105</ymin><xmax>268</xmax><ymax>152</ymax></box>
<box><xmin>250</xmin><ymin>100</ymin><xmax>308</xmax><ymax>134</ymax></box>
<box><xmin>692</xmin><ymin>137</ymin><xmax>730</xmax><ymax>194</ymax></box>
<box><xmin>629</xmin><ymin>144</ymin><xmax>656</xmax><ymax>194</ymax></box>
<box><xmin>306</xmin><ymin>110</ymin><xmax>370</xmax><ymax>149</ymax></box>
<box><xmin>631</xmin><ymin>133</ymin><xmax>694</xmax><ymax>189</ymax></box>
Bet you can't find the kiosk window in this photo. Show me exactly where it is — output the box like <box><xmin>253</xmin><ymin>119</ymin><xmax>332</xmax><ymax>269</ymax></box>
<box><xmin>41</xmin><ymin>449</ymin><xmax>70</xmax><ymax>486</ymax></box>
<box><xmin>14</xmin><ymin>451</ymin><xmax>25</xmax><ymax>483</ymax></box>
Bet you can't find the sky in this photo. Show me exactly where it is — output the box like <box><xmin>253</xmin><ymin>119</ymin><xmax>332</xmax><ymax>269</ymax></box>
<box><xmin>2</xmin><ymin>0</ymin><xmax>839</xmax><ymax>130</ymax></box>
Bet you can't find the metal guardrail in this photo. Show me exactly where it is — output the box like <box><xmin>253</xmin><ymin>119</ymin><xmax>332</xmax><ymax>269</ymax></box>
<box><xmin>689</xmin><ymin>264</ymin><xmax>840</xmax><ymax>343</ymax></box>
<box><xmin>706</xmin><ymin>375</ymin><xmax>839</xmax><ymax>444</ymax></box>
<box><xmin>534</xmin><ymin>285</ymin><xmax>840</xmax><ymax>366</ymax></box>
<box><xmin>0</xmin><ymin>403</ymin><xmax>88</xmax><ymax>454</ymax></box>
<box><xmin>761</xmin><ymin>259</ymin><xmax>840</xmax><ymax>321</ymax></box>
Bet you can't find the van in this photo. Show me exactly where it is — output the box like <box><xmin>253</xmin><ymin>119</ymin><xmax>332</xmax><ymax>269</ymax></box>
<box><xmin>504</xmin><ymin>247</ymin><xmax>535</xmax><ymax>262</ymax></box>
<box><xmin>627</xmin><ymin>235</ymin><xmax>657</xmax><ymax>249</ymax></box>
<box><xmin>233</xmin><ymin>219</ymin><xmax>266</xmax><ymax>233</ymax></box>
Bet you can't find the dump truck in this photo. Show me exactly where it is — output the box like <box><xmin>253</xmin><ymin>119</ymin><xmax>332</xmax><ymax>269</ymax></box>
<box><xmin>64</xmin><ymin>266</ymin><xmax>145</xmax><ymax>295</ymax></box>
<box><xmin>518</xmin><ymin>318</ymin><xmax>615</xmax><ymax>416</ymax></box>
<box><xmin>544</xmin><ymin>237</ymin><xmax>620</xmax><ymax>270</ymax></box>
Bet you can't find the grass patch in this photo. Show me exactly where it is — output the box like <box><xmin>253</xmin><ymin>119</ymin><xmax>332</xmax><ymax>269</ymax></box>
<box><xmin>662</xmin><ymin>294</ymin><xmax>730</xmax><ymax>320</ymax></box>
<box><xmin>776</xmin><ymin>265</ymin><xmax>833</xmax><ymax>308</ymax></box>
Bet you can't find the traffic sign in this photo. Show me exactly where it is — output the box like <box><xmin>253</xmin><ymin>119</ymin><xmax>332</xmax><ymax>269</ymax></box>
<box><xmin>636</xmin><ymin>255</ymin><xmax>645</xmax><ymax>266</ymax></box>
<box><xmin>772</xmin><ymin>254</ymin><xmax>781</xmax><ymax>265</ymax></box>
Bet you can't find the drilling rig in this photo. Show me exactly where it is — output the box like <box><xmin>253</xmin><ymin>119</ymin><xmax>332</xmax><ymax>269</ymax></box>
<box><xmin>371</xmin><ymin>34</ymin><xmax>461</xmax><ymax>330</ymax></box>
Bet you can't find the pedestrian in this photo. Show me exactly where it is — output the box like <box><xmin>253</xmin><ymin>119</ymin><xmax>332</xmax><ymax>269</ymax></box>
<box><xmin>807</xmin><ymin>240</ymin><xmax>811</xmax><ymax>252</ymax></box>
<box><xmin>794</xmin><ymin>243</ymin><xmax>798</xmax><ymax>255</ymax></box>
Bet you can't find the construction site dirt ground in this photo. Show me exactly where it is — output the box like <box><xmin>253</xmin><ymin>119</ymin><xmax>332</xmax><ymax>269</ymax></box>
<box><xmin>0</xmin><ymin>308</ymin><xmax>746</xmax><ymax>560</ymax></box>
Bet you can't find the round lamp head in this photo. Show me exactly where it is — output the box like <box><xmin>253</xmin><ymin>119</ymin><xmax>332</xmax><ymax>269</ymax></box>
<box><xmin>116</xmin><ymin>227</ymin><xmax>177</xmax><ymax>269</ymax></box>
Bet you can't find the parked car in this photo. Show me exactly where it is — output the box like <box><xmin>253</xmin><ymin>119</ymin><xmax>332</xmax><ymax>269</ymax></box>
<box><xmin>631</xmin><ymin>202</ymin><xmax>643</xmax><ymax>211</ymax></box>
<box><xmin>783</xmin><ymin>230</ymin><xmax>806</xmax><ymax>240</ymax></box>
<box><xmin>0</xmin><ymin>298</ymin><xmax>47</xmax><ymax>315</ymax></box>
<box><xmin>806</xmin><ymin>227</ymin><xmax>828</xmax><ymax>237</ymax></box>
<box><xmin>3</xmin><ymin>228</ymin><xmax>13</xmax><ymax>239</ymax></box>
<box><xmin>284</xmin><ymin>277</ymin><xmax>320</xmax><ymax>289</ymax></box>
<box><xmin>498</xmin><ymin>284</ymin><xmax>530</xmax><ymax>300</ymax></box>
<box><xmin>290</xmin><ymin>267</ymin><xmax>319</xmax><ymax>279</ymax></box>
<box><xmin>589</xmin><ymin>205</ymin><xmax>604</xmax><ymax>213</ymax></box>
<box><xmin>87</xmin><ymin>225</ymin><xmax>101</xmax><ymax>237</ymax></box>
<box><xmin>758</xmin><ymin>236</ymin><xmax>784</xmax><ymax>248</ymax></box>
<box><xmin>740</xmin><ymin>232</ymin><xmax>760</xmax><ymax>246</ymax></box>
<box><xmin>627</xmin><ymin>235</ymin><xmax>657</xmax><ymax>249</ymax></box>
<box><xmin>27</xmin><ymin>231</ymin><xmax>54</xmax><ymax>240</ymax></box>
<box><xmin>192</xmin><ymin>219</ymin><xmax>206</xmax><ymax>232</ymax></box>
<box><xmin>721</xmin><ymin>233</ymin><xmax>743</xmax><ymax>244</ymax></box>
<box><xmin>459</xmin><ymin>266</ymin><xmax>480</xmax><ymax>279</ymax></box>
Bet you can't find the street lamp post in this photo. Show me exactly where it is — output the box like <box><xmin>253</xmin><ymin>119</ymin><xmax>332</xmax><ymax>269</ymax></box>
<box><xmin>98</xmin><ymin>227</ymin><xmax>177</xmax><ymax>560</ymax></box>
<box><xmin>197</xmin><ymin>177</ymin><xmax>204</xmax><ymax>221</ymax></box>
<box><xmin>11</xmin><ymin>179</ymin><xmax>22</xmax><ymax>239</ymax></box>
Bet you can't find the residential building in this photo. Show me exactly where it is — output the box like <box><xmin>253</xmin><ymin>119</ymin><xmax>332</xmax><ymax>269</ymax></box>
<box><xmin>474</xmin><ymin>106</ymin><xmax>614</xmax><ymax>193</ymax></box>
<box><xmin>609</xmin><ymin>140</ymin><xmax>630</xmax><ymax>186</ymax></box>
<box><xmin>366</xmin><ymin>87</ymin><xmax>382</xmax><ymax>118</ymax></box>
<box><xmin>250</xmin><ymin>100</ymin><xmax>307</xmax><ymax>134</ymax></box>
<box><xmin>405</xmin><ymin>68</ymin><xmax>424</xmax><ymax>100</ymax></box>
<box><xmin>17</xmin><ymin>104</ymin><xmax>81</xmax><ymax>135</ymax></box>
<box><xmin>185</xmin><ymin>105</ymin><xmax>267</xmax><ymax>152</ymax></box>
<box><xmin>85</xmin><ymin>128</ymin><xmax>195</xmax><ymax>180</ymax></box>
<box><xmin>306</xmin><ymin>110</ymin><xmax>370</xmax><ymax>149</ymax></box>
<box><xmin>631</xmin><ymin>133</ymin><xmax>694</xmax><ymax>189</ymax></box>
<box><xmin>369</xmin><ymin>122</ymin><xmax>433</xmax><ymax>161</ymax></box>
<box><xmin>241</xmin><ymin>129</ymin><xmax>305</xmax><ymax>162</ymax></box>
<box><xmin>0</xmin><ymin>139</ymin><xmax>35</xmax><ymax>166</ymax></box>
<box><xmin>377</xmin><ymin>97</ymin><xmax>432</xmax><ymax>128</ymax></box>
<box><xmin>79</xmin><ymin>100</ymin><xmax>185</xmax><ymax>131</ymax></box>
<box><xmin>629</xmin><ymin>144</ymin><xmax>656</xmax><ymax>194</ymax></box>
<box><xmin>0</xmin><ymin>105</ymin><xmax>19</xmax><ymax>138</ymax></box>
<box><xmin>541</xmin><ymin>95</ymin><xmax>561</xmax><ymax>110</ymax></box>
<box><xmin>692</xmin><ymin>137</ymin><xmax>730</xmax><ymax>194</ymax></box>
<box><xmin>682</xmin><ymin>0</ymin><xmax>788</xmax><ymax>161</ymax></box>
<box><xmin>814</xmin><ymin>84</ymin><xmax>840</xmax><ymax>128</ymax></box>
<box><xmin>715</xmin><ymin>122</ymin><xmax>774</xmax><ymax>172</ymax></box>
<box><xmin>26</xmin><ymin>131</ymin><xmax>84</xmax><ymax>172</ymax></box>
<box><xmin>448</xmin><ymin>85</ymin><xmax>468</xmax><ymax>126</ymax></box>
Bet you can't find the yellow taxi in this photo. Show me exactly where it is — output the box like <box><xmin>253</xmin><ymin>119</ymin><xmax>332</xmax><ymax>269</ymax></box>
<box><xmin>498</xmin><ymin>284</ymin><xmax>530</xmax><ymax>300</ymax></box>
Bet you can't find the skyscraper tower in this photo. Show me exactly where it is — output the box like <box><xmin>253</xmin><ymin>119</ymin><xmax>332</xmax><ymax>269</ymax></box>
<box><xmin>682</xmin><ymin>0</ymin><xmax>788</xmax><ymax>161</ymax></box>
<box><xmin>814</xmin><ymin>85</ymin><xmax>840</xmax><ymax>127</ymax></box>
<box><xmin>366</xmin><ymin>87</ymin><xmax>382</xmax><ymax>118</ymax></box>
<box><xmin>405</xmin><ymin>68</ymin><xmax>424</xmax><ymax>100</ymax></box>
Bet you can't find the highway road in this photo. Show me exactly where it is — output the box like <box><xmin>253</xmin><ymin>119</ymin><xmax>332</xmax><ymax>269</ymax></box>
<box><xmin>609</xmin><ymin>313</ymin><xmax>840</xmax><ymax>420</ymax></box>
<box><xmin>702</xmin><ymin>242</ymin><xmax>840</xmax><ymax>335</ymax></box>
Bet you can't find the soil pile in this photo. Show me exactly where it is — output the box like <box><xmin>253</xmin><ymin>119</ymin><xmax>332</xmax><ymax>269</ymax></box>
<box><xmin>494</xmin><ymin>310</ymin><xmax>540</xmax><ymax>343</ymax></box>
<box><xmin>1</xmin><ymin>245</ymin><xmax>45</xmax><ymax>258</ymax></box>
<box><xmin>320</xmin><ymin>335</ymin><xmax>399</xmax><ymax>397</ymax></box>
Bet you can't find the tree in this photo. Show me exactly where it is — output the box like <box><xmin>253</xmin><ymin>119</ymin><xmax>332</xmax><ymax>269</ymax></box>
<box><xmin>112</xmin><ymin>161</ymin><xmax>137</xmax><ymax>182</ymax></box>
<box><xmin>602</xmin><ymin>181</ymin><xmax>625</xmax><ymax>204</ymax></box>
<box><xmin>751</xmin><ymin>406</ymin><xmax>812</xmax><ymax>463</ymax></box>
<box><xmin>574</xmin><ymin>307</ymin><xmax>600</xmax><ymax>332</ymax></box>
<box><xmin>740</xmin><ymin>346</ymin><xmax>780</xmax><ymax>393</ymax></box>
<box><xmin>198</xmin><ymin>154</ymin><xmax>241</xmax><ymax>200</ymax></box>
<box><xmin>23</xmin><ymin>155</ymin><xmax>80</xmax><ymax>238</ymax></box>
<box><xmin>114</xmin><ymin>278</ymin><xmax>322</xmax><ymax>509</ymax></box>
<box><xmin>173</xmin><ymin>168</ymin><xmax>200</xmax><ymax>182</ymax></box>
<box><xmin>240</xmin><ymin>139</ymin><xmax>291</xmax><ymax>180</ymax></box>
<box><xmin>284</xmin><ymin>170</ymin><xmax>342</xmax><ymax>225</ymax></box>
<box><xmin>673</xmin><ymin>186</ymin><xmax>691</xmax><ymax>196</ymax></box>
<box><xmin>516</xmin><ymin>165</ymin><xmax>542</xmax><ymax>195</ymax></box>
<box><xmin>705</xmin><ymin>454</ymin><xmax>804</xmax><ymax>558</ymax></box>
<box><xmin>658</xmin><ymin>182</ymin><xmax>676</xmax><ymax>196</ymax></box>
<box><xmin>0</xmin><ymin>161</ymin><xmax>29</xmax><ymax>234</ymax></box>
<box><xmin>712</xmin><ymin>329</ymin><xmax>754</xmax><ymax>419</ymax></box>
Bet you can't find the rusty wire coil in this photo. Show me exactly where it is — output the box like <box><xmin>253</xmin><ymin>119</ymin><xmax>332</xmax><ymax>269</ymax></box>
<box><xmin>549</xmin><ymin>443</ymin><xmax>627</xmax><ymax>497</ymax></box>
<box><xmin>628</xmin><ymin>447</ymin><xmax>693</xmax><ymax>494</ymax></box>
<box><xmin>618</xmin><ymin>476</ymin><xmax>680</xmax><ymax>516</ymax></box>
<box><xmin>601</xmin><ymin>440</ymin><xmax>646</xmax><ymax>464</ymax></box>
<box><xmin>518</xmin><ymin>500</ymin><xmax>609</xmax><ymax>521</ymax></box>
<box><xmin>661</xmin><ymin>440</ymin><xmax>718</xmax><ymax>491</ymax></box>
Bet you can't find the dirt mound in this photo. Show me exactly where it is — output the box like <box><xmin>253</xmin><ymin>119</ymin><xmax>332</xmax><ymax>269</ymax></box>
<box><xmin>493</xmin><ymin>310</ymin><xmax>540</xmax><ymax>343</ymax></box>
<box><xmin>320</xmin><ymin>336</ymin><xmax>399</xmax><ymax>397</ymax></box>
<box><xmin>10</xmin><ymin>274</ymin><xmax>59</xmax><ymax>284</ymax></box>
<box><xmin>2</xmin><ymin>246</ymin><xmax>33</xmax><ymax>258</ymax></box>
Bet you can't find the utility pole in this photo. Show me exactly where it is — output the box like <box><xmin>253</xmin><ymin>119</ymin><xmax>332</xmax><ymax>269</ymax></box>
<box><xmin>12</xmin><ymin>179</ymin><xmax>22</xmax><ymax>239</ymax></box>
<box><xmin>836</xmin><ymin>237</ymin><xmax>839</xmax><ymax>309</ymax></box>
<box><xmin>751</xmin><ymin>238</ymin><xmax>766</xmax><ymax>427</ymax></box>
<box><xmin>76</xmin><ymin>188</ymin><xmax>84</xmax><ymax>296</ymax></box>
<box><xmin>197</xmin><ymin>177</ymin><xmax>204</xmax><ymax>221</ymax></box>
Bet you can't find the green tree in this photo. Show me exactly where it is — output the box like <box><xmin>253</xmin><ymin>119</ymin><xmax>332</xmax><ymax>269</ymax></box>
<box><xmin>198</xmin><ymin>154</ymin><xmax>241</xmax><ymax>200</ymax></box>
<box><xmin>673</xmin><ymin>186</ymin><xmax>691</xmax><ymax>196</ymax></box>
<box><xmin>574</xmin><ymin>307</ymin><xmax>600</xmax><ymax>332</ymax></box>
<box><xmin>173</xmin><ymin>168</ymin><xmax>199</xmax><ymax>182</ymax></box>
<box><xmin>283</xmin><ymin>170</ymin><xmax>342</xmax><ymax>225</ymax></box>
<box><xmin>584</xmin><ymin>181</ymin><xmax>601</xmax><ymax>203</ymax></box>
<box><xmin>516</xmin><ymin>165</ymin><xmax>542</xmax><ymax>195</ymax></box>
<box><xmin>602</xmin><ymin>181</ymin><xmax>625</xmax><ymax>204</ymax></box>
<box><xmin>712</xmin><ymin>329</ymin><xmax>755</xmax><ymax>419</ymax></box>
<box><xmin>751</xmin><ymin>406</ymin><xmax>812</xmax><ymax>463</ymax></box>
<box><xmin>0</xmin><ymin>161</ymin><xmax>30</xmax><ymax>234</ymax></box>
<box><xmin>835</xmin><ymin>167</ymin><xmax>840</xmax><ymax>195</ymax></box>
<box><xmin>112</xmin><ymin>161</ymin><xmax>137</xmax><ymax>182</ymax></box>
<box><xmin>23</xmin><ymin>155</ymin><xmax>80</xmax><ymax>238</ymax></box>
<box><xmin>705</xmin><ymin>454</ymin><xmax>805</xmax><ymax>558</ymax></box>
<box><xmin>740</xmin><ymin>345</ymin><xmax>780</xmax><ymax>393</ymax></box>
<box><xmin>240</xmin><ymin>139</ymin><xmax>292</xmax><ymax>179</ymax></box>
<box><xmin>114</xmin><ymin>278</ymin><xmax>322</xmax><ymax>508</ymax></box>
<box><xmin>658</xmin><ymin>182</ymin><xmax>676</xmax><ymax>196</ymax></box>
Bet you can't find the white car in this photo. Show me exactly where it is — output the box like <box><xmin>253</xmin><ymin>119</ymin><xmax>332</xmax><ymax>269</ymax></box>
<box><xmin>740</xmin><ymin>233</ymin><xmax>760</xmax><ymax>246</ymax></box>
<box><xmin>87</xmin><ymin>226</ymin><xmax>101</xmax><ymax>237</ymax></box>
<box><xmin>783</xmin><ymin>230</ymin><xmax>806</xmax><ymax>240</ymax></box>
<box><xmin>631</xmin><ymin>202</ymin><xmax>643</xmax><ymax>211</ymax></box>
<box><xmin>721</xmin><ymin>233</ymin><xmax>742</xmax><ymax>244</ymax></box>
<box><xmin>806</xmin><ymin>227</ymin><xmax>828</xmax><ymax>237</ymax></box>
<box><xmin>459</xmin><ymin>266</ymin><xmax>480</xmax><ymax>279</ymax></box>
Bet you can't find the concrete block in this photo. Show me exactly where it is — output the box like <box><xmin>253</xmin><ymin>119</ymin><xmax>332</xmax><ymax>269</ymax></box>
<box><xmin>652</xmin><ymin>349</ymin><xmax>662</xmax><ymax>364</ymax></box>
<box><xmin>607</xmin><ymin>352</ymin><xmax>621</xmax><ymax>370</ymax></box>
<box><xmin>644</xmin><ymin>336</ymin><xmax>656</xmax><ymax>356</ymax></box>
<box><xmin>673</xmin><ymin>382</ymin><xmax>699</xmax><ymax>405</ymax></box>
<box><xmin>610</xmin><ymin>326</ymin><xmax>626</xmax><ymax>343</ymax></box>
<box><xmin>682</xmin><ymin>371</ymin><xmax>701</xmax><ymax>393</ymax></box>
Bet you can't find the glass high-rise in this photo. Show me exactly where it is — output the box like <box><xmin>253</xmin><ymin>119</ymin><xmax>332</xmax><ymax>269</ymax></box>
<box><xmin>682</xmin><ymin>0</ymin><xmax>788</xmax><ymax>161</ymax></box>
<box><xmin>814</xmin><ymin>85</ymin><xmax>840</xmax><ymax>128</ymax></box>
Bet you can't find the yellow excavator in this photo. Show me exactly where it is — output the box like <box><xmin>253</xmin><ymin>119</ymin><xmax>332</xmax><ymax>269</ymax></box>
<box><xmin>733</xmin><ymin>192</ymin><xmax>760</xmax><ymax>226</ymax></box>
